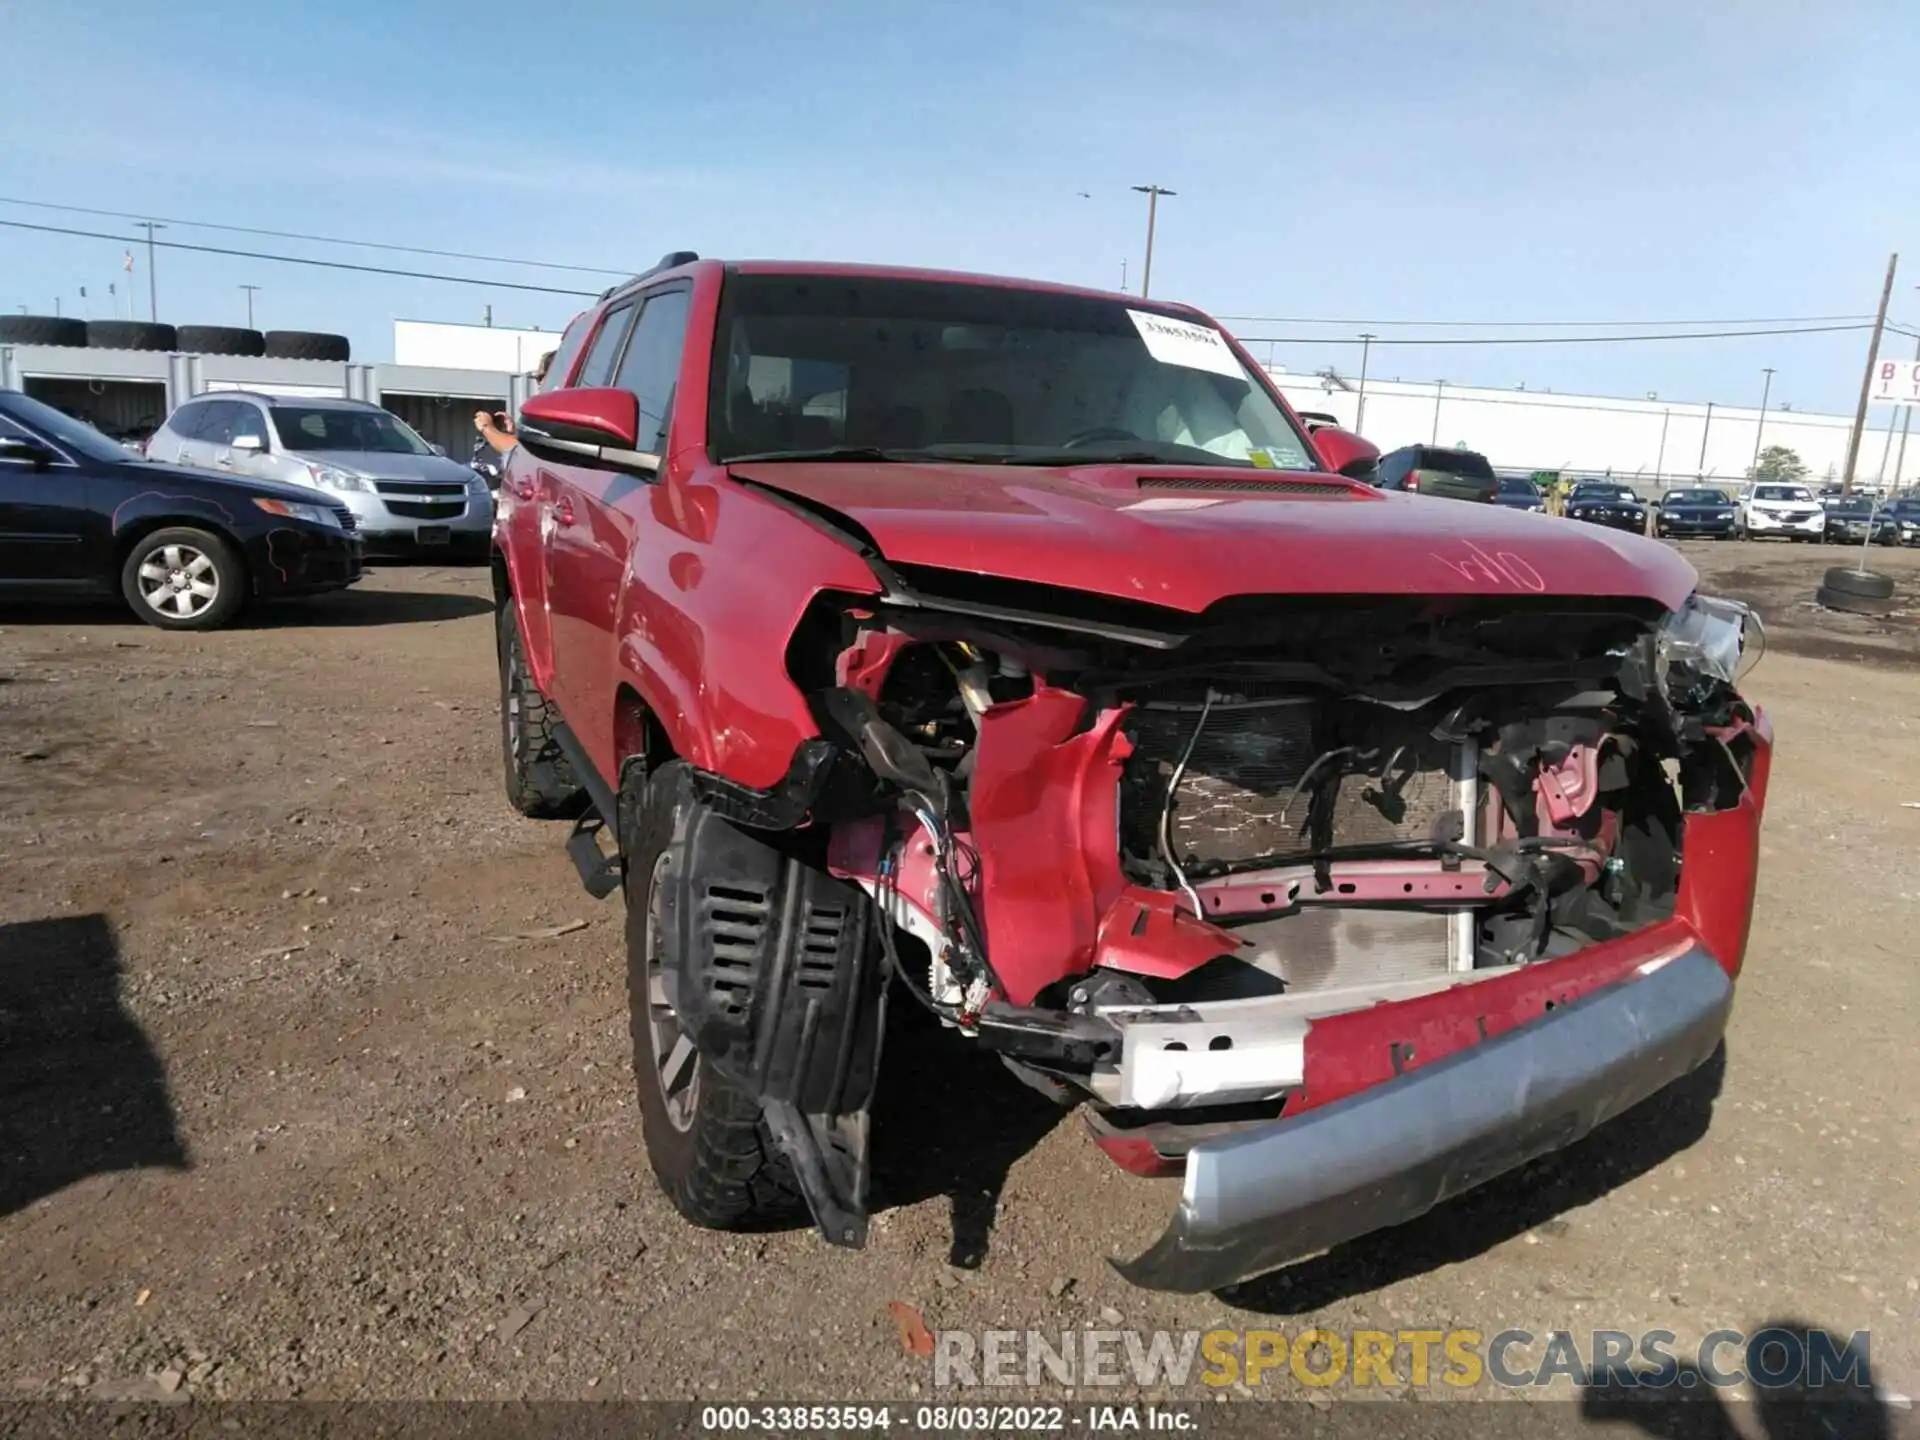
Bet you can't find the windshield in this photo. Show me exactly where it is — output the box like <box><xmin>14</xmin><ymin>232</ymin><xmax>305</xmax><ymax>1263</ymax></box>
<box><xmin>1574</xmin><ymin>485</ymin><xmax>1636</xmax><ymax>502</ymax></box>
<box><xmin>1497</xmin><ymin>475</ymin><xmax>1538</xmax><ymax>496</ymax></box>
<box><xmin>270</xmin><ymin>405</ymin><xmax>433</xmax><ymax>455</ymax></box>
<box><xmin>2</xmin><ymin>393</ymin><xmax>143</xmax><ymax>465</ymax></box>
<box><xmin>706</xmin><ymin>274</ymin><xmax>1316</xmax><ymax>470</ymax></box>
<box><xmin>1754</xmin><ymin>485</ymin><xmax>1813</xmax><ymax>502</ymax></box>
<box><xmin>1666</xmin><ymin>489</ymin><xmax>1730</xmax><ymax>504</ymax></box>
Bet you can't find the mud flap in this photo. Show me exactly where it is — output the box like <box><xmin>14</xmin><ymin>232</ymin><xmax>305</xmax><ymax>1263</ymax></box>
<box><xmin>662</xmin><ymin>798</ymin><xmax>889</xmax><ymax>1248</ymax></box>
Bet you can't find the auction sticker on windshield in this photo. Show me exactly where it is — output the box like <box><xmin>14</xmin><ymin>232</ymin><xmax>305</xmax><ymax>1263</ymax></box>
<box><xmin>1128</xmin><ymin>310</ymin><xmax>1244</xmax><ymax>379</ymax></box>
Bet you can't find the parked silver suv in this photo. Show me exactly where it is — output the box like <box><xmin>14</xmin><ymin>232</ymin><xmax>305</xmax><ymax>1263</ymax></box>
<box><xmin>147</xmin><ymin>394</ymin><xmax>492</xmax><ymax>559</ymax></box>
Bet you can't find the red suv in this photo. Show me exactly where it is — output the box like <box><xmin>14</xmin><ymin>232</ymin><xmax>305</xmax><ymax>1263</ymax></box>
<box><xmin>492</xmin><ymin>255</ymin><xmax>1771</xmax><ymax>1292</ymax></box>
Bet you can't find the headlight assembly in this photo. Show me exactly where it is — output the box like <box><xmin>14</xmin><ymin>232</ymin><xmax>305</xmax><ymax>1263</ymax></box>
<box><xmin>253</xmin><ymin>497</ymin><xmax>341</xmax><ymax>527</ymax></box>
<box><xmin>1657</xmin><ymin>593</ymin><xmax>1761</xmax><ymax>702</ymax></box>
<box><xmin>305</xmin><ymin>463</ymin><xmax>367</xmax><ymax>492</ymax></box>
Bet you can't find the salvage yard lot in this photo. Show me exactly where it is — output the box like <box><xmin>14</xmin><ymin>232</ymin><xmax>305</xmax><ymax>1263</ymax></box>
<box><xmin>1</xmin><ymin>541</ymin><xmax>1917</xmax><ymax>1404</ymax></box>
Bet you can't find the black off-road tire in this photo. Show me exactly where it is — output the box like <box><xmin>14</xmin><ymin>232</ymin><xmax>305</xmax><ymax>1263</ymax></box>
<box><xmin>1815</xmin><ymin>585</ymin><xmax>1895</xmax><ymax>617</ymax></box>
<box><xmin>622</xmin><ymin>760</ymin><xmax>803</xmax><ymax>1230</ymax></box>
<box><xmin>263</xmin><ymin>330</ymin><xmax>351</xmax><ymax>362</ymax></box>
<box><xmin>0</xmin><ymin>314</ymin><xmax>87</xmax><ymax>347</ymax></box>
<box><xmin>496</xmin><ymin>605</ymin><xmax>585</xmax><ymax>818</ymax></box>
<box><xmin>176</xmin><ymin>325</ymin><xmax>266</xmax><ymax>357</ymax></box>
<box><xmin>85</xmin><ymin>320</ymin><xmax>178</xmax><ymax>352</ymax></box>
<box><xmin>118</xmin><ymin>526</ymin><xmax>247</xmax><ymax>631</ymax></box>
<box><xmin>1822</xmin><ymin>566</ymin><xmax>1896</xmax><ymax>600</ymax></box>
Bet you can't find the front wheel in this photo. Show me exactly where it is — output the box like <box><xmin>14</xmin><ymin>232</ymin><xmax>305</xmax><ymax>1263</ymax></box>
<box><xmin>119</xmin><ymin>527</ymin><xmax>246</xmax><ymax>630</ymax></box>
<box><xmin>622</xmin><ymin>760</ymin><xmax>803</xmax><ymax>1230</ymax></box>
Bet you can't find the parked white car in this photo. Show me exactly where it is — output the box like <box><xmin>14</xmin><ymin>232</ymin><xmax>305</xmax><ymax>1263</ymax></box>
<box><xmin>1735</xmin><ymin>482</ymin><xmax>1823</xmax><ymax>542</ymax></box>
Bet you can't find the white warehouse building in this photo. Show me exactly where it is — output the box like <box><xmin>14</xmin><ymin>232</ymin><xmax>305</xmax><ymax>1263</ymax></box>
<box><xmin>1264</xmin><ymin>369</ymin><xmax>1911</xmax><ymax>494</ymax></box>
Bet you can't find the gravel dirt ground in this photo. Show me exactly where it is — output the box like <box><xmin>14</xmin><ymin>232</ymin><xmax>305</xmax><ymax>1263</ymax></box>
<box><xmin>1</xmin><ymin>540</ymin><xmax>1916</xmax><ymax>1413</ymax></box>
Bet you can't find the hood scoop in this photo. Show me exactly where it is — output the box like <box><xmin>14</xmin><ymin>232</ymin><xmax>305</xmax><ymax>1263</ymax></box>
<box><xmin>1135</xmin><ymin>474</ymin><xmax>1363</xmax><ymax>498</ymax></box>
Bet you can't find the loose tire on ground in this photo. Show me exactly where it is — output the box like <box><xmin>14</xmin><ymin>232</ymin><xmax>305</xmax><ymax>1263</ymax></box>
<box><xmin>1815</xmin><ymin>586</ymin><xmax>1895</xmax><ymax>617</ymax></box>
<box><xmin>84</xmin><ymin>320</ymin><xmax>178</xmax><ymax>352</ymax></box>
<box><xmin>1821</xmin><ymin>566</ymin><xmax>1896</xmax><ymax>600</ymax></box>
<box><xmin>622</xmin><ymin>760</ymin><xmax>804</xmax><ymax>1231</ymax></box>
<box><xmin>118</xmin><ymin>527</ymin><xmax>247</xmax><ymax>631</ymax></box>
<box><xmin>0</xmin><ymin>314</ymin><xmax>87</xmax><ymax>347</ymax></box>
<box><xmin>496</xmin><ymin>605</ymin><xmax>586</xmax><ymax>818</ymax></box>
<box><xmin>263</xmin><ymin>330</ymin><xmax>351</xmax><ymax>362</ymax></box>
<box><xmin>175</xmin><ymin>325</ymin><xmax>266</xmax><ymax>357</ymax></box>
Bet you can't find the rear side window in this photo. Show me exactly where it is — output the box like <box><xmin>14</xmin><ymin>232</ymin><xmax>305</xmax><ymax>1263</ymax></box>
<box><xmin>168</xmin><ymin>402</ymin><xmax>212</xmax><ymax>439</ymax></box>
<box><xmin>613</xmin><ymin>289</ymin><xmax>692</xmax><ymax>452</ymax></box>
<box><xmin>576</xmin><ymin>303</ymin><xmax>637</xmax><ymax>389</ymax></box>
<box><xmin>1417</xmin><ymin>449</ymin><xmax>1494</xmax><ymax>480</ymax></box>
<box><xmin>197</xmin><ymin>401</ymin><xmax>243</xmax><ymax>445</ymax></box>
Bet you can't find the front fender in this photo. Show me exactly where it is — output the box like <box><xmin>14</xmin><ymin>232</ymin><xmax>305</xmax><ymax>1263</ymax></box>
<box><xmin>610</xmin><ymin>474</ymin><xmax>880</xmax><ymax>789</ymax></box>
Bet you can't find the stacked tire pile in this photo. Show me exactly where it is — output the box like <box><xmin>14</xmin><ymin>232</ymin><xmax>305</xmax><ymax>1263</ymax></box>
<box><xmin>1817</xmin><ymin>565</ymin><xmax>1897</xmax><ymax>617</ymax></box>
<box><xmin>0</xmin><ymin>314</ymin><xmax>349</xmax><ymax>360</ymax></box>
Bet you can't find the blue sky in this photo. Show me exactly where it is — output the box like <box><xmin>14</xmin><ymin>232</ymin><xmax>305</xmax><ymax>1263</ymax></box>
<box><xmin>2</xmin><ymin>0</ymin><xmax>1913</xmax><ymax>413</ymax></box>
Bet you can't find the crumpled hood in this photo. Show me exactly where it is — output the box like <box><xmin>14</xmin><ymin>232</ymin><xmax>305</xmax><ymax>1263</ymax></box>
<box><xmin>728</xmin><ymin>460</ymin><xmax>1698</xmax><ymax>614</ymax></box>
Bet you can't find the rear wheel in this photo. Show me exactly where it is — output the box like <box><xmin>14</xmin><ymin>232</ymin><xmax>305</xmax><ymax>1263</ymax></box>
<box><xmin>119</xmin><ymin>527</ymin><xmax>246</xmax><ymax>631</ymax></box>
<box><xmin>496</xmin><ymin>604</ymin><xmax>585</xmax><ymax>818</ymax></box>
<box><xmin>622</xmin><ymin>761</ymin><xmax>802</xmax><ymax>1229</ymax></box>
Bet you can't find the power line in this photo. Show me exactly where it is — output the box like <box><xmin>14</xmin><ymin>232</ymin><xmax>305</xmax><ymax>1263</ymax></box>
<box><xmin>0</xmin><ymin>219</ymin><xmax>602</xmax><ymax>298</ymax></box>
<box><xmin>1238</xmin><ymin>322</ymin><xmax>1873</xmax><ymax>347</ymax></box>
<box><xmin>1216</xmin><ymin>312</ymin><xmax>1877</xmax><ymax>329</ymax></box>
<box><xmin>0</xmin><ymin>195</ymin><xmax>628</xmax><ymax>277</ymax></box>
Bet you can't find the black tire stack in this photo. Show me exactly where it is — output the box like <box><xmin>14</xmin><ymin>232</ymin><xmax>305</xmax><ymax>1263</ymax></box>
<box><xmin>84</xmin><ymin>320</ymin><xmax>179</xmax><ymax>351</ymax></box>
<box><xmin>175</xmin><ymin>325</ymin><xmax>266</xmax><ymax>357</ymax></box>
<box><xmin>0</xmin><ymin>314</ymin><xmax>87</xmax><ymax>346</ymax></box>
<box><xmin>1</xmin><ymin>317</ymin><xmax>351</xmax><ymax>363</ymax></box>
<box><xmin>1816</xmin><ymin>565</ymin><xmax>1897</xmax><ymax>617</ymax></box>
<box><xmin>264</xmin><ymin>330</ymin><xmax>350</xmax><ymax>362</ymax></box>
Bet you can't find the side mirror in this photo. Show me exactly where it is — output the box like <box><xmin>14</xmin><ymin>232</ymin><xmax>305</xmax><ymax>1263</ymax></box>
<box><xmin>0</xmin><ymin>438</ymin><xmax>55</xmax><ymax>471</ymax></box>
<box><xmin>518</xmin><ymin>387</ymin><xmax>655</xmax><ymax>473</ymax></box>
<box><xmin>429</xmin><ymin>442</ymin><xmax>447</xmax><ymax>457</ymax></box>
<box><xmin>231</xmin><ymin>433</ymin><xmax>265</xmax><ymax>453</ymax></box>
<box><xmin>1309</xmin><ymin>425</ymin><xmax>1381</xmax><ymax>483</ymax></box>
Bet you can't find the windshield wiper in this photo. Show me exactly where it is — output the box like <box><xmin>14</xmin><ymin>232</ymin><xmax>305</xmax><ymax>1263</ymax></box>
<box><xmin>722</xmin><ymin>446</ymin><xmax>912</xmax><ymax>464</ymax></box>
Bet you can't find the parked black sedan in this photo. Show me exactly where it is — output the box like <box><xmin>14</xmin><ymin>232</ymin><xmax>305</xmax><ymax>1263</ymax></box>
<box><xmin>1821</xmin><ymin>495</ymin><xmax>1902</xmax><ymax>547</ymax></box>
<box><xmin>1884</xmin><ymin>497</ymin><xmax>1920</xmax><ymax>545</ymax></box>
<box><xmin>1654</xmin><ymin>486</ymin><xmax>1738</xmax><ymax>539</ymax></box>
<box><xmin>0</xmin><ymin>390</ymin><xmax>361</xmax><ymax>630</ymax></box>
<box><xmin>1493</xmin><ymin>474</ymin><xmax>1546</xmax><ymax>511</ymax></box>
<box><xmin>1565</xmin><ymin>482</ymin><xmax>1650</xmax><ymax>534</ymax></box>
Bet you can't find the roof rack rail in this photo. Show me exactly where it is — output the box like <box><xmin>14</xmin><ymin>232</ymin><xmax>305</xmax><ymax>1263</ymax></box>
<box><xmin>601</xmin><ymin>251</ymin><xmax>700</xmax><ymax>298</ymax></box>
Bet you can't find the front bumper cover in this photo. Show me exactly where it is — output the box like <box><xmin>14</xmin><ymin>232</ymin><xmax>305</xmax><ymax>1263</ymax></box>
<box><xmin>1115</xmin><ymin>946</ymin><xmax>1732</xmax><ymax>1293</ymax></box>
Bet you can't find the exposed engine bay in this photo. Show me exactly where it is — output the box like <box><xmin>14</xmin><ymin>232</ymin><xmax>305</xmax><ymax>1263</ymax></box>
<box><xmin>771</xmin><ymin>580</ymin><xmax>1763</xmax><ymax>1131</ymax></box>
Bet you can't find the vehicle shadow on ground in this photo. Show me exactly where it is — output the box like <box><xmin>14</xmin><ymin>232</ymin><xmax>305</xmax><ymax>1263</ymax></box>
<box><xmin>870</xmin><ymin>996</ymin><xmax>1071</xmax><ymax>1269</ymax></box>
<box><xmin>0</xmin><ymin>591</ymin><xmax>491</xmax><ymax>630</ymax></box>
<box><xmin>249</xmin><ymin>589</ymin><xmax>492</xmax><ymax>628</ymax></box>
<box><xmin>0</xmin><ymin>914</ymin><xmax>189</xmax><ymax>1216</ymax></box>
<box><xmin>1219</xmin><ymin>1046</ymin><xmax>1727</xmax><ymax>1315</ymax></box>
<box><xmin>1580</xmin><ymin>1319</ymin><xmax>1891</xmax><ymax>1440</ymax></box>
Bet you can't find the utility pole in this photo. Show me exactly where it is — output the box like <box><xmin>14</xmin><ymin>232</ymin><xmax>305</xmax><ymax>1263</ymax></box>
<box><xmin>1431</xmin><ymin>379</ymin><xmax>1446</xmax><ymax>444</ymax></box>
<box><xmin>239</xmin><ymin>284</ymin><xmax>260</xmax><ymax>329</ymax></box>
<box><xmin>1841</xmin><ymin>251</ymin><xmax>1898</xmax><ymax>496</ymax></box>
<box><xmin>1751</xmin><ymin>367</ymin><xmax>1775</xmax><ymax>471</ymax></box>
<box><xmin>484</xmin><ymin>303</ymin><xmax>493</xmax><ymax>328</ymax></box>
<box><xmin>1355</xmin><ymin>333</ymin><xmax>1375</xmax><ymax>434</ymax></box>
<box><xmin>1655</xmin><ymin>409</ymin><xmax>1671</xmax><ymax>486</ymax></box>
<box><xmin>1130</xmin><ymin>185</ymin><xmax>1175</xmax><ymax>299</ymax></box>
<box><xmin>1697</xmin><ymin>401</ymin><xmax>1714</xmax><ymax>478</ymax></box>
<box><xmin>134</xmin><ymin>221</ymin><xmax>165</xmax><ymax>322</ymax></box>
<box><xmin>1119</xmin><ymin>258</ymin><xmax>1127</xmax><ymax>293</ymax></box>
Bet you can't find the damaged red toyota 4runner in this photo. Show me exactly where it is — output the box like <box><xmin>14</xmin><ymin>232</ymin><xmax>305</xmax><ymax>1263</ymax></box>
<box><xmin>491</xmin><ymin>254</ymin><xmax>1770</xmax><ymax>1293</ymax></box>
